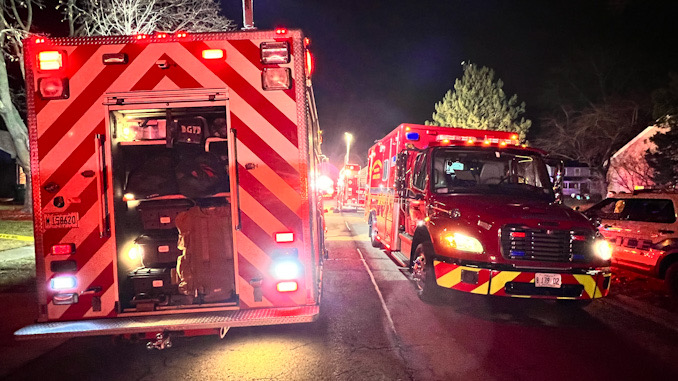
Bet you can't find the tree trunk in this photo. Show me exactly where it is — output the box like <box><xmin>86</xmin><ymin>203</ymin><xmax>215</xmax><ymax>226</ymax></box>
<box><xmin>0</xmin><ymin>57</ymin><xmax>33</xmax><ymax>212</ymax></box>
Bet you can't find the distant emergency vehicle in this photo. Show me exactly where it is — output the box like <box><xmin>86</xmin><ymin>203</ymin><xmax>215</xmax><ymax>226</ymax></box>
<box><xmin>336</xmin><ymin>164</ymin><xmax>364</xmax><ymax>211</ymax></box>
<box><xmin>366</xmin><ymin>124</ymin><xmax>612</xmax><ymax>302</ymax></box>
<box><xmin>16</xmin><ymin>25</ymin><xmax>325</xmax><ymax>347</ymax></box>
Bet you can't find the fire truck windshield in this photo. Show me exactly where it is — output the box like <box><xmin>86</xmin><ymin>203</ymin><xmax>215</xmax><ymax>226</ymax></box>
<box><xmin>431</xmin><ymin>148</ymin><xmax>554</xmax><ymax>200</ymax></box>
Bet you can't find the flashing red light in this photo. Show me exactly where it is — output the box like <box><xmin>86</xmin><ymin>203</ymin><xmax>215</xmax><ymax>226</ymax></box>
<box><xmin>483</xmin><ymin>140</ymin><xmax>491</xmax><ymax>145</ymax></box>
<box><xmin>276</xmin><ymin>281</ymin><xmax>298</xmax><ymax>292</ymax></box>
<box><xmin>572</xmin><ymin>235</ymin><xmax>587</xmax><ymax>241</ymax></box>
<box><xmin>176</xmin><ymin>32</ymin><xmax>188</xmax><ymax>38</ymax></box>
<box><xmin>304</xmin><ymin>37</ymin><xmax>311</xmax><ymax>47</ymax></box>
<box><xmin>35</xmin><ymin>38</ymin><xmax>46</xmax><ymax>44</ymax></box>
<box><xmin>51</xmin><ymin>243</ymin><xmax>75</xmax><ymax>255</ymax></box>
<box><xmin>156</xmin><ymin>33</ymin><xmax>168</xmax><ymax>38</ymax></box>
<box><xmin>275</xmin><ymin>28</ymin><xmax>288</xmax><ymax>35</ymax></box>
<box><xmin>38</xmin><ymin>51</ymin><xmax>64</xmax><ymax>71</ymax></box>
<box><xmin>135</xmin><ymin>34</ymin><xmax>148</xmax><ymax>40</ymax></box>
<box><xmin>305</xmin><ymin>50</ymin><xmax>314</xmax><ymax>77</ymax></box>
<box><xmin>510</xmin><ymin>232</ymin><xmax>526</xmax><ymax>238</ymax></box>
<box><xmin>275</xmin><ymin>232</ymin><xmax>294</xmax><ymax>243</ymax></box>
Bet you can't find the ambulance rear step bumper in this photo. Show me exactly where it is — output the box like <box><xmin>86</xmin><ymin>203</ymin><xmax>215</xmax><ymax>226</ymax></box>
<box><xmin>14</xmin><ymin>305</ymin><xmax>319</xmax><ymax>340</ymax></box>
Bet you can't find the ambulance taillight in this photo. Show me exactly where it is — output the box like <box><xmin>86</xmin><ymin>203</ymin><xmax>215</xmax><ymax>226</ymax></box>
<box><xmin>260</xmin><ymin>41</ymin><xmax>290</xmax><ymax>64</ymax></box>
<box><xmin>38</xmin><ymin>77</ymin><xmax>69</xmax><ymax>100</ymax></box>
<box><xmin>262</xmin><ymin>68</ymin><xmax>292</xmax><ymax>90</ymax></box>
<box><xmin>50</xmin><ymin>243</ymin><xmax>75</xmax><ymax>255</ymax></box>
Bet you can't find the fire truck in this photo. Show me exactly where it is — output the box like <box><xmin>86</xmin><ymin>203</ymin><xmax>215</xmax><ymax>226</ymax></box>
<box><xmin>335</xmin><ymin>163</ymin><xmax>364</xmax><ymax>211</ymax></box>
<box><xmin>365</xmin><ymin>124</ymin><xmax>613</xmax><ymax>302</ymax></box>
<box><xmin>15</xmin><ymin>24</ymin><xmax>325</xmax><ymax>346</ymax></box>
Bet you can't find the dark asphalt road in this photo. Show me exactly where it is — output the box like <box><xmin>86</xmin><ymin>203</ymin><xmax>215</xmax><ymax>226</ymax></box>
<box><xmin>3</xmin><ymin>211</ymin><xmax>678</xmax><ymax>380</ymax></box>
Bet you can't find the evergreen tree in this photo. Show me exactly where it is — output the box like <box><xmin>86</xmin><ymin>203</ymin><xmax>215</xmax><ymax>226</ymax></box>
<box><xmin>646</xmin><ymin>73</ymin><xmax>678</xmax><ymax>186</ymax></box>
<box><xmin>426</xmin><ymin>62</ymin><xmax>531</xmax><ymax>140</ymax></box>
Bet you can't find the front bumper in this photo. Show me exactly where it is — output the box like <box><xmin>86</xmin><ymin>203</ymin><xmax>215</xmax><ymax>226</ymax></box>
<box><xmin>432</xmin><ymin>261</ymin><xmax>611</xmax><ymax>300</ymax></box>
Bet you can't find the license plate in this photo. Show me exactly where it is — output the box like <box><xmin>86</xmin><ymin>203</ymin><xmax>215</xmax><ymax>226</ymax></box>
<box><xmin>45</xmin><ymin>212</ymin><xmax>79</xmax><ymax>229</ymax></box>
<box><xmin>535</xmin><ymin>273</ymin><xmax>561</xmax><ymax>288</ymax></box>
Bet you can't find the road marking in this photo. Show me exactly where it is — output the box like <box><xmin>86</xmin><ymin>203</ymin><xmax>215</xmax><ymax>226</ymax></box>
<box><xmin>0</xmin><ymin>233</ymin><xmax>34</xmax><ymax>242</ymax></box>
<box><xmin>357</xmin><ymin>248</ymin><xmax>397</xmax><ymax>335</ymax></box>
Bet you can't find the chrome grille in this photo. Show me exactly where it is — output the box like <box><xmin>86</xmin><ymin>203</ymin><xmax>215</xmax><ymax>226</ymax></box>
<box><xmin>501</xmin><ymin>226</ymin><xmax>592</xmax><ymax>262</ymax></box>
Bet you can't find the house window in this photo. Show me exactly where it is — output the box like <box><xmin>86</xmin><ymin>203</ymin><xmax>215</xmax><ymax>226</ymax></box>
<box><xmin>574</xmin><ymin>168</ymin><xmax>581</xmax><ymax>176</ymax></box>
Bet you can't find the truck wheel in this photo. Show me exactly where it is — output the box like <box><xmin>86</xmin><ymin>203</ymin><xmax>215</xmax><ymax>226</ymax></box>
<box><xmin>412</xmin><ymin>242</ymin><xmax>440</xmax><ymax>302</ymax></box>
<box><xmin>369</xmin><ymin>215</ymin><xmax>382</xmax><ymax>248</ymax></box>
<box><xmin>665</xmin><ymin>261</ymin><xmax>678</xmax><ymax>297</ymax></box>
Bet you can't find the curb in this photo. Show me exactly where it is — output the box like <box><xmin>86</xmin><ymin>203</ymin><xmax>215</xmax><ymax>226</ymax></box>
<box><xmin>602</xmin><ymin>294</ymin><xmax>678</xmax><ymax>334</ymax></box>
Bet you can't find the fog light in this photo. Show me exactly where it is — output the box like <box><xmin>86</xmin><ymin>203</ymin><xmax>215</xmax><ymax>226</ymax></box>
<box><xmin>276</xmin><ymin>281</ymin><xmax>298</xmax><ymax>292</ymax></box>
<box><xmin>51</xmin><ymin>276</ymin><xmax>77</xmax><ymax>290</ymax></box>
<box><xmin>461</xmin><ymin>269</ymin><xmax>479</xmax><ymax>284</ymax></box>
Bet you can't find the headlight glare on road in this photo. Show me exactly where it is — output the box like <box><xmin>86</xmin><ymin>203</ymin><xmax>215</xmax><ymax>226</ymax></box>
<box><xmin>594</xmin><ymin>239</ymin><xmax>613</xmax><ymax>261</ymax></box>
<box><xmin>443</xmin><ymin>233</ymin><xmax>484</xmax><ymax>253</ymax></box>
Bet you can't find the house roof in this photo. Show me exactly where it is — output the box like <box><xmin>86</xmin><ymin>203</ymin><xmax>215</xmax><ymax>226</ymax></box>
<box><xmin>611</xmin><ymin>125</ymin><xmax>669</xmax><ymax>160</ymax></box>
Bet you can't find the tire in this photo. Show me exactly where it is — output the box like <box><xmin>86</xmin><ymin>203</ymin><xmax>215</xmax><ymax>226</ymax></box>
<box><xmin>412</xmin><ymin>242</ymin><xmax>440</xmax><ymax>302</ymax></box>
<box><xmin>665</xmin><ymin>261</ymin><xmax>678</xmax><ymax>298</ymax></box>
<box><xmin>369</xmin><ymin>215</ymin><xmax>382</xmax><ymax>248</ymax></box>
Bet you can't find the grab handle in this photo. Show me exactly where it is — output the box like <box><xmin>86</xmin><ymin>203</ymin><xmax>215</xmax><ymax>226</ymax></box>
<box><xmin>95</xmin><ymin>134</ymin><xmax>110</xmax><ymax>237</ymax></box>
<box><xmin>232</xmin><ymin>128</ymin><xmax>242</xmax><ymax>230</ymax></box>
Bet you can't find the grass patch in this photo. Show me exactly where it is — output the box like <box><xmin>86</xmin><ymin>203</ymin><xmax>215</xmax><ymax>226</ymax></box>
<box><xmin>0</xmin><ymin>256</ymin><xmax>36</xmax><ymax>292</ymax></box>
<box><xmin>0</xmin><ymin>219</ymin><xmax>34</xmax><ymax>251</ymax></box>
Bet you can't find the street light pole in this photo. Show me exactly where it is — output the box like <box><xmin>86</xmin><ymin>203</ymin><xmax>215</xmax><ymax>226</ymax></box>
<box><xmin>344</xmin><ymin>132</ymin><xmax>353</xmax><ymax>165</ymax></box>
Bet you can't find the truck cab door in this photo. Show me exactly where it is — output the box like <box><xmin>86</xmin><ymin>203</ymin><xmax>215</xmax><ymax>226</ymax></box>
<box><xmin>405</xmin><ymin>152</ymin><xmax>428</xmax><ymax>235</ymax></box>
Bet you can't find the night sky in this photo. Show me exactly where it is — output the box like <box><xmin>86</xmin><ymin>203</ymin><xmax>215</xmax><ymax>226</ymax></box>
<box><xmin>220</xmin><ymin>0</ymin><xmax>678</xmax><ymax>170</ymax></box>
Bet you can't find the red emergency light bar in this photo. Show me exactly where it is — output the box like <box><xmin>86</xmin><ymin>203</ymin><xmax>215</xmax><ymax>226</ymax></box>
<box><xmin>436</xmin><ymin>134</ymin><xmax>519</xmax><ymax>146</ymax></box>
<box><xmin>275</xmin><ymin>28</ymin><xmax>288</xmax><ymax>35</ymax></box>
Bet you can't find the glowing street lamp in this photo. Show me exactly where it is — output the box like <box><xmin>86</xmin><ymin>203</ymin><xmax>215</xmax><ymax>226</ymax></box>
<box><xmin>344</xmin><ymin>132</ymin><xmax>353</xmax><ymax>165</ymax></box>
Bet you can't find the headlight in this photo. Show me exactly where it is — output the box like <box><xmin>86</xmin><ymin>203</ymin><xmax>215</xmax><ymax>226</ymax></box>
<box><xmin>443</xmin><ymin>233</ymin><xmax>484</xmax><ymax>253</ymax></box>
<box><xmin>594</xmin><ymin>239</ymin><xmax>613</xmax><ymax>261</ymax></box>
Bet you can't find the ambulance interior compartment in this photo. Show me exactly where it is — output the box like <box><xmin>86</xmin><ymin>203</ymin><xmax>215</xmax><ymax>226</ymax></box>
<box><xmin>109</xmin><ymin>105</ymin><xmax>237</xmax><ymax>312</ymax></box>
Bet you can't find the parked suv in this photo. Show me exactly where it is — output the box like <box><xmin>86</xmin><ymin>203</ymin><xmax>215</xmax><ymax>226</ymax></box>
<box><xmin>584</xmin><ymin>190</ymin><xmax>678</xmax><ymax>295</ymax></box>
